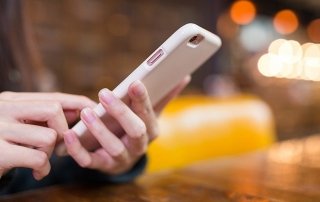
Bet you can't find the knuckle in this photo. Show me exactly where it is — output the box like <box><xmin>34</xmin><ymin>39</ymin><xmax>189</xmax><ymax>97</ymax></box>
<box><xmin>49</xmin><ymin>102</ymin><xmax>63</xmax><ymax>116</ymax></box>
<box><xmin>43</xmin><ymin>129</ymin><xmax>58</xmax><ymax>146</ymax></box>
<box><xmin>110</xmin><ymin>145</ymin><xmax>126</xmax><ymax>158</ymax></box>
<box><xmin>33</xmin><ymin>152</ymin><xmax>48</xmax><ymax>168</ymax></box>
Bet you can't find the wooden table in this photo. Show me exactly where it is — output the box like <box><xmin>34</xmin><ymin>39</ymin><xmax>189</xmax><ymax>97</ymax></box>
<box><xmin>2</xmin><ymin>135</ymin><xmax>320</xmax><ymax>201</ymax></box>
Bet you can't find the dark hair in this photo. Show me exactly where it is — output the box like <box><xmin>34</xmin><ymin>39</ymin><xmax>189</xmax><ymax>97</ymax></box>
<box><xmin>0</xmin><ymin>0</ymin><xmax>43</xmax><ymax>91</ymax></box>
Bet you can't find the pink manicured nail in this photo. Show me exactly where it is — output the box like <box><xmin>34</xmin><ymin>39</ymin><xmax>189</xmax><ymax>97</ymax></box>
<box><xmin>132</xmin><ymin>80</ymin><xmax>145</xmax><ymax>96</ymax></box>
<box><xmin>82</xmin><ymin>108</ymin><xmax>96</xmax><ymax>123</ymax></box>
<box><xmin>99</xmin><ymin>88</ymin><xmax>114</xmax><ymax>105</ymax></box>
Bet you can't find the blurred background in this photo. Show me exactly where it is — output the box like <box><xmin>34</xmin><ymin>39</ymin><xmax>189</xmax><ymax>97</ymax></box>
<box><xmin>26</xmin><ymin>0</ymin><xmax>320</xmax><ymax>141</ymax></box>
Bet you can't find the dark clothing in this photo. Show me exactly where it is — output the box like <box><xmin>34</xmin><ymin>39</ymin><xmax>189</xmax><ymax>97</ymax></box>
<box><xmin>0</xmin><ymin>154</ymin><xmax>147</xmax><ymax>196</ymax></box>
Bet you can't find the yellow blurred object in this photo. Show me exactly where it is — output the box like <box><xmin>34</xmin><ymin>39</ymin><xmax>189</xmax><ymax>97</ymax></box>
<box><xmin>147</xmin><ymin>95</ymin><xmax>276</xmax><ymax>172</ymax></box>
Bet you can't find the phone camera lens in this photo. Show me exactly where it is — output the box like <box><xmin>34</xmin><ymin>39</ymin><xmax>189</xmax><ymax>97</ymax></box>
<box><xmin>188</xmin><ymin>34</ymin><xmax>204</xmax><ymax>47</ymax></box>
<box><xmin>189</xmin><ymin>36</ymin><xmax>198</xmax><ymax>43</ymax></box>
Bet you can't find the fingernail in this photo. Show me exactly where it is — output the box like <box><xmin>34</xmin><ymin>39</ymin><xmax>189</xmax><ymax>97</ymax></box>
<box><xmin>132</xmin><ymin>80</ymin><xmax>145</xmax><ymax>96</ymax></box>
<box><xmin>99</xmin><ymin>88</ymin><xmax>114</xmax><ymax>105</ymax></box>
<box><xmin>82</xmin><ymin>108</ymin><xmax>96</xmax><ymax>124</ymax></box>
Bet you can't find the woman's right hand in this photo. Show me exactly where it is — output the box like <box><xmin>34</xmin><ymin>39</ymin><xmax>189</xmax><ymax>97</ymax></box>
<box><xmin>0</xmin><ymin>92</ymin><xmax>96</xmax><ymax>180</ymax></box>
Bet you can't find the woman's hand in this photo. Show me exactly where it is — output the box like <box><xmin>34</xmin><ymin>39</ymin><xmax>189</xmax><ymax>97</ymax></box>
<box><xmin>0</xmin><ymin>92</ymin><xmax>96</xmax><ymax>180</ymax></box>
<box><xmin>63</xmin><ymin>76</ymin><xmax>190</xmax><ymax>175</ymax></box>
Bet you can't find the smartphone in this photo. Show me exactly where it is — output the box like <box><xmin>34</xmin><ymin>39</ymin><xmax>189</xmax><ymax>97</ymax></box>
<box><xmin>72</xmin><ymin>23</ymin><xmax>221</xmax><ymax>136</ymax></box>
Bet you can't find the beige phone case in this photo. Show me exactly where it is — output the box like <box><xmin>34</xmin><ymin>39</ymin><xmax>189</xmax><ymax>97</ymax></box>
<box><xmin>73</xmin><ymin>23</ymin><xmax>221</xmax><ymax>136</ymax></box>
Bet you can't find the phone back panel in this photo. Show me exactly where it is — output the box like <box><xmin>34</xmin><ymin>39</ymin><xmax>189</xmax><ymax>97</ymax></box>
<box><xmin>72</xmin><ymin>24</ymin><xmax>221</xmax><ymax>136</ymax></box>
<box><xmin>115</xmin><ymin>23</ymin><xmax>221</xmax><ymax>106</ymax></box>
<box><xmin>143</xmin><ymin>25</ymin><xmax>220</xmax><ymax>105</ymax></box>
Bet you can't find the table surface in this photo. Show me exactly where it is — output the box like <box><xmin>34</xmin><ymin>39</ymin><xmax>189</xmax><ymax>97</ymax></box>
<box><xmin>2</xmin><ymin>135</ymin><xmax>320</xmax><ymax>202</ymax></box>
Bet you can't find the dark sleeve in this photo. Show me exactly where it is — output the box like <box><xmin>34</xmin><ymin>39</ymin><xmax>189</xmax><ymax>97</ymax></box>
<box><xmin>0</xmin><ymin>169</ymin><xmax>16</xmax><ymax>195</ymax></box>
<box><xmin>0</xmin><ymin>154</ymin><xmax>147</xmax><ymax>196</ymax></box>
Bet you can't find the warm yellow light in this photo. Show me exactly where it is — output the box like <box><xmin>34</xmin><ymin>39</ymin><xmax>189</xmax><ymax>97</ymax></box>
<box><xmin>258</xmin><ymin>53</ymin><xmax>283</xmax><ymax>77</ymax></box>
<box><xmin>273</xmin><ymin>9</ymin><xmax>299</xmax><ymax>35</ymax></box>
<box><xmin>278</xmin><ymin>63</ymin><xmax>293</xmax><ymax>78</ymax></box>
<box><xmin>268</xmin><ymin>141</ymin><xmax>303</xmax><ymax>164</ymax></box>
<box><xmin>258</xmin><ymin>54</ymin><xmax>272</xmax><ymax>77</ymax></box>
<box><xmin>304</xmin><ymin>44</ymin><xmax>320</xmax><ymax>58</ymax></box>
<box><xmin>301</xmin><ymin>43</ymin><xmax>314</xmax><ymax>54</ymax></box>
<box><xmin>268</xmin><ymin>39</ymin><xmax>286</xmax><ymax>55</ymax></box>
<box><xmin>302</xmin><ymin>44</ymin><xmax>320</xmax><ymax>81</ymax></box>
<box><xmin>291</xmin><ymin>61</ymin><xmax>303</xmax><ymax>79</ymax></box>
<box><xmin>278</xmin><ymin>40</ymin><xmax>302</xmax><ymax>64</ymax></box>
<box><xmin>230</xmin><ymin>0</ymin><xmax>256</xmax><ymax>25</ymax></box>
<box><xmin>258</xmin><ymin>39</ymin><xmax>320</xmax><ymax>81</ymax></box>
<box><xmin>303</xmin><ymin>62</ymin><xmax>320</xmax><ymax>81</ymax></box>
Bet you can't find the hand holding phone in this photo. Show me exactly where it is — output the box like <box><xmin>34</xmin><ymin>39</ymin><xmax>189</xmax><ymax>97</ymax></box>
<box><xmin>72</xmin><ymin>23</ymin><xmax>221</xmax><ymax>136</ymax></box>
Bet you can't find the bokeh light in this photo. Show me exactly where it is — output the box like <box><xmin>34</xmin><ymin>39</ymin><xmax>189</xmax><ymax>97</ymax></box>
<box><xmin>230</xmin><ymin>0</ymin><xmax>256</xmax><ymax>25</ymax></box>
<box><xmin>258</xmin><ymin>39</ymin><xmax>320</xmax><ymax>81</ymax></box>
<box><xmin>307</xmin><ymin>19</ymin><xmax>320</xmax><ymax>43</ymax></box>
<box><xmin>278</xmin><ymin>40</ymin><xmax>302</xmax><ymax>64</ymax></box>
<box><xmin>258</xmin><ymin>53</ymin><xmax>283</xmax><ymax>77</ymax></box>
<box><xmin>303</xmin><ymin>44</ymin><xmax>320</xmax><ymax>80</ymax></box>
<box><xmin>273</xmin><ymin>9</ymin><xmax>299</xmax><ymax>35</ymax></box>
<box><xmin>268</xmin><ymin>39</ymin><xmax>286</xmax><ymax>55</ymax></box>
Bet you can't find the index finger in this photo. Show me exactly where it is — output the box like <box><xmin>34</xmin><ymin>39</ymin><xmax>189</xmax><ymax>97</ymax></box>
<box><xmin>1</xmin><ymin>101</ymin><xmax>68</xmax><ymax>138</ymax></box>
<box><xmin>0</xmin><ymin>92</ymin><xmax>97</xmax><ymax>110</ymax></box>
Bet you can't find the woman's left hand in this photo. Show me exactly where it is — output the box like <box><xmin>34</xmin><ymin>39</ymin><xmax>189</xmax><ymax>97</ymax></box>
<box><xmin>63</xmin><ymin>77</ymin><xmax>190</xmax><ymax>174</ymax></box>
